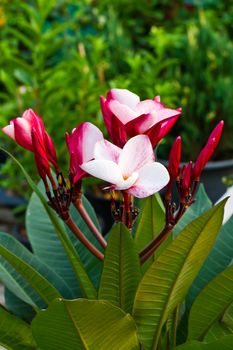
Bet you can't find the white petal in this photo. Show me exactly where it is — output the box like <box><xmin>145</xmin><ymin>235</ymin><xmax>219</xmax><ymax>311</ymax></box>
<box><xmin>108</xmin><ymin>89</ymin><xmax>140</xmax><ymax>109</ymax></box>
<box><xmin>118</xmin><ymin>135</ymin><xmax>154</xmax><ymax>176</ymax></box>
<box><xmin>80</xmin><ymin>159</ymin><xmax>123</xmax><ymax>185</ymax></box>
<box><xmin>94</xmin><ymin>140</ymin><xmax>122</xmax><ymax>162</ymax></box>
<box><xmin>108</xmin><ymin>100</ymin><xmax>138</xmax><ymax>124</ymax></box>
<box><xmin>115</xmin><ymin>172</ymin><xmax>139</xmax><ymax>190</ymax></box>
<box><xmin>127</xmin><ymin>162</ymin><xmax>170</xmax><ymax>198</ymax></box>
<box><xmin>2</xmin><ymin>122</ymin><xmax>15</xmax><ymax>140</ymax></box>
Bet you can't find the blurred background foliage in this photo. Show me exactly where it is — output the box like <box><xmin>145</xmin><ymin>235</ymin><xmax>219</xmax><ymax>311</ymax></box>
<box><xmin>0</xmin><ymin>0</ymin><xmax>233</xmax><ymax>196</ymax></box>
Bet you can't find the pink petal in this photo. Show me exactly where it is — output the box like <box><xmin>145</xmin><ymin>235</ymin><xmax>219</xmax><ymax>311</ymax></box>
<box><xmin>152</xmin><ymin>107</ymin><xmax>181</xmax><ymax>123</ymax></box>
<box><xmin>94</xmin><ymin>140</ymin><xmax>122</xmax><ymax>162</ymax></box>
<box><xmin>108</xmin><ymin>100</ymin><xmax>138</xmax><ymax>124</ymax></box>
<box><xmin>136</xmin><ymin>99</ymin><xmax>163</xmax><ymax>114</ymax></box>
<box><xmin>127</xmin><ymin>162</ymin><xmax>170</xmax><ymax>198</ymax></box>
<box><xmin>80</xmin><ymin>160</ymin><xmax>123</xmax><ymax>185</ymax></box>
<box><xmin>2</xmin><ymin>123</ymin><xmax>15</xmax><ymax>140</ymax></box>
<box><xmin>147</xmin><ymin>114</ymin><xmax>180</xmax><ymax>148</ymax></box>
<box><xmin>100</xmin><ymin>96</ymin><xmax>114</xmax><ymax>140</ymax></box>
<box><xmin>13</xmin><ymin>118</ymin><xmax>34</xmax><ymax>151</ymax></box>
<box><xmin>22</xmin><ymin>109</ymin><xmax>45</xmax><ymax>138</ymax></box>
<box><xmin>125</xmin><ymin>114</ymin><xmax>155</xmax><ymax>136</ymax></box>
<box><xmin>107</xmin><ymin>89</ymin><xmax>140</xmax><ymax>109</ymax></box>
<box><xmin>118</xmin><ymin>135</ymin><xmax>154</xmax><ymax>176</ymax></box>
<box><xmin>69</xmin><ymin>122</ymin><xmax>103</xmax><ymax>164</ymax></box>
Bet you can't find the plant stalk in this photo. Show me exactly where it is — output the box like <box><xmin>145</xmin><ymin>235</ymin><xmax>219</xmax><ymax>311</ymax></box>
<box><xmin>74</xmin><ymin>197</ymin><xmax>107</xmax><ymax>249</ymax></box>
<box><xmin>65</xmin><ymin>215</ymin><xmax>104</xmax><ymax>261</ymax></box>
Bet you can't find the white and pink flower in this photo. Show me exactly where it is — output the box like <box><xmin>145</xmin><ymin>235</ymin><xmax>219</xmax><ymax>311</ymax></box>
<box><xmin>81</xmin><ymin>134</ymin><xmax>170</xmax><ymax>198</ymax></box>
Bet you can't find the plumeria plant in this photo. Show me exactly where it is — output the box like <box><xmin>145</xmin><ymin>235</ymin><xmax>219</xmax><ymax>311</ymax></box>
<box><xmin>1</xmin><ymin>89</ymin><xmax>233</xmax><ymax>350</ymax></box>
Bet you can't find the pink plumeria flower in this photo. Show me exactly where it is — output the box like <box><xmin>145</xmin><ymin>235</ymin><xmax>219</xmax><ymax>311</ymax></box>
<box><xmin>80</xmin><ymin>135</ymin><xmax>170</xmax><ymax>198</ymax></box>
<box><xmin>100</xmin><ymin>88</ymin><xmax>181</xmax><ymax>148</ymax></box>
<box><xmin>66</xmin><ymin>122</ymin><xmax>104</xmax><ymax>183</ymax></box>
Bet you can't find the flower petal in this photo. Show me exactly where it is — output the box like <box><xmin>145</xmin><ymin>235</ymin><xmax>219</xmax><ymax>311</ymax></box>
<box><xmin>136</xmin><ymin>99</ymin><xmax>163</xmax><ymax>114</ymax></box>
<box><xmin>118</xmin><ymin>135</ymin><xmax>154</xmax><ymax>176</ymax></box>
<box><xmin>68</xmin><ymin>122</ymin><xmax>103</xmax><ymax>164</ymax></box>
<box><xmin>80</xmin><ymin>159</ymin><xmax>124</xmax><ymax>185</ymax></box>
<box><xmin>2</xmin><ymin>122</ymin><xmax>15</xmax><ymax>140</ymax></box>
<box><xmin>94</xmin><ymin>140</ymin><xmax>122</xmax><ymax>162</ymax></box>
<box><xmin>115</xmin><ymin>172</ymin><xmax>139</xmax><ymax>190</ymax></box>
<box><xmin>13</xmin><ymin>117</ymin><xmax>34</xmax><ymax>151</ymax></box>
<box><xmin>108</xmin><ymin>100</ymin><xmax>138</xmax><ymax>124</ymax></box>
<box><xmin>127</xmin><ymin>162</ymin><xmax>170</xmax><ymax>198</ymax></box>
<box><xmin>107</xmin><ymin>89</ymin><xmax>140</xmax><ymax>109</ymax></box>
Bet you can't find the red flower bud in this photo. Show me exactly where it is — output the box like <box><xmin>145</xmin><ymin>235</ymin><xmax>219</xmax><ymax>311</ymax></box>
<box><xmin>167</xmin><ymin>136</ymin><xmax>182</xmax><ymax>181</ymax></box>
<box><xmin>182</xmin><ymin>161</ymin><xmax>192</xmax><ymax>194</ymax></box>
<box><xmin>192</xmin><ymin>121</ymin><xmax>224</xmax><ymax>180</ymax></box>
<box><xmin>31</xmin><ymin>128</ymin><xmax>56</xmax><ymax>190</ymax></box>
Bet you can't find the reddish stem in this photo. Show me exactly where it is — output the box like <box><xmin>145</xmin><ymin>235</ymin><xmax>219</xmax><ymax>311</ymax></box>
<box><xmin>65</xmin><ymin>215</ymin><xmax>104</xmax><ymax>261</ymax></box>
<box><xmin>74</xmin><ymin>197</ymin><xmax>107</xmax><ymax>249</ymax></box>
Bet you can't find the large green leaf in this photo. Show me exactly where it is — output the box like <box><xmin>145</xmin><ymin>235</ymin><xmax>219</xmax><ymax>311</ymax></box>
<box><xmin>27</xmin><ymin>189</ymin><xmax>102</xmax><ymax>295</ymax></box>
<box><xmin>188</xmin><ymin>264</ymin><xmax>233</xmax><ymax>341</ymax></box>
<box><xmin>0</xmin><ymin>305</ymin><xmax>36</xmax><ymax>350</ymax></box>
<box><xmin>133</xmin><ymin>199</ymin><xmax>226</xmax><ymax>350</ymax></box>
<box><xmin>134</xmin><ymin>194</ymin><xmax>165</xmax><ymax>251</ymax></box>
<box><xmin>2</xmin><ymin>148</ymin><xmax>97</xmax><ymax>299</ymax></box>
<box><xmin>4</xmin><ymin>288</ymin><xmax>36</xmax><ymax>322</ymax></box>
<box><xmin>32</xmin><ymin>299</ymin><xmax>140</xmax><ymax>350</ymax></box>
<box><xmin>174</xmin><ymin>336</ymin><xmax>233</xmax><ymax>350</ymax></box>
<box><xmin>187</xmin><ymin>214</ymin><xmax>233</xmax><ymax>306</ymax></box>
<box><xmin>0</xmin><ymin>232</ymin><xmax>61</xmax><ymax>308</ymax></box>
<box><xmin>204</xmin><ymin>320</ymin><xmax>233</xmax><ymax>342</ymax></box>
<box><xmin>134</xmin><ymin>194</ymin><xmax>167</xmax><ymax>271</ymax></box>
<box><xmin>98</xmin><ymin>223</ymin><xmax>141</xmax><ymax>313</ymax></box>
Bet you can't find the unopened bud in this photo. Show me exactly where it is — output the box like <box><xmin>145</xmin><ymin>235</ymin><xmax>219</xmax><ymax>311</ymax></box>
<box><xmin>192</xmin><ymin>121</ymin><xmax>224</xmax><ymax>180</ymax></box>
<box><xmin>168</xmin><ymin>136</ymin><xmax>182</xmax><ymax>181</ymax></box>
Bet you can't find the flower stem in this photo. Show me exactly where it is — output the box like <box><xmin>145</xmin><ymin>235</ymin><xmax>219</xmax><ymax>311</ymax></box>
<box><xmin>65</xmin><ymin>215</ymin><xmax>104</xmax><ymax>261</ymax></box>
<box><xmin>74</xmin><ymin>196</ymin><xmax>107</xmax><ymax>249</ymax></box>
<box><xmin>139</xmin><ymin>224</ymin><xmax>174</xmax><ymax>264</ymax></box>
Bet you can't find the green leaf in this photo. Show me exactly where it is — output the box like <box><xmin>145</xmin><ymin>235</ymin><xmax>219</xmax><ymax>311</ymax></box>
<box><xmin>0</xmin><ymin>232</ymin><xmax>61</xmax><ymax>307</ymax></box>
<box><xmin>0</xmin><ymin>305</ymin><xmax>36</xmax><ymax>350</ymax></box>
<box><xmin>133</xmin><ymin>199</ymin><xmax>226</xmax><ymax>350</ymax></box>
<box><xmin>4</xmin><ymin>288</ymin><xmax>36</xmax><ymax>323</ymax></box>
<box><xmin>187</xmin><ymin>214</ymin><xmax>233</xmax><ymax>306</ymax></box>
<box><xmin>2</xmin><ymin>148</ymin><xmax>97</xmax><ymax>299</ymax></box>
<box><xmin>27</xmin><ymin>181</ymin><xmax>103</xmax><ymax>292</ymax></box>
<box><xmin>134</xmin><ymin>194</ymin><xmax>168</xmax><ymax>272</ymax></box>
<box><xmin>98</xmin><ymin>223</ymin><xmax>141</xmax><ymax>313</ymax></box>
<box><xmin>204</xmin><ymin>320</ymin><xmax>233</xmax><ymax>342</ymax></box>
<box><xmin>32</xmin><ymin>299</ymin><xmax>140</xmax><ymax>350</ymax></box>
<box><xmin>188</xmin><ymin>264</ymin><xmax>233</xmax><ymax>341</ymax></box>
<box><xmin>174</xmin><ymin>336</ymin><xmax>233</xmax><ymax>350</ymax></box>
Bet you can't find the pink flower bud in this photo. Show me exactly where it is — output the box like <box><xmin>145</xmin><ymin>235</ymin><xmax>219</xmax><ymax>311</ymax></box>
<box><xmin>168</xmin><ymin>136</ymin><xmax>182</xmax><ymax>181</ymax></box>
<box><xmin>192</xmin><ymin>121</ymin><xmax>224</xmax><ymax>180</ymax></box>
<box><xmin>182</xmin><ymin>161</ymin><xmax>192</xmax><ymax>194</ymax></box>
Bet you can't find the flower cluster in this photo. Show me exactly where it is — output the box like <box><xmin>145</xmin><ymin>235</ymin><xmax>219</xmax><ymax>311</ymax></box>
<box><xmin>2</xmin><ymin>88</ymin><xmax>224</xmax><ymax>263</ymax></box>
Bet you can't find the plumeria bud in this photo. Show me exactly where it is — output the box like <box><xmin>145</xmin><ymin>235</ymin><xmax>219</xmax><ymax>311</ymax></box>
<box><xmin>168</xmin><ymin>136</ymin><xmax>182</xmax><ymax>181</ymax></box>
<box><xmin>31</xmin><ymin>128</ymin><xmax>56</xmax><ymax>190</ymax></box>
<box><xmin>2</xmin><ymin>109</ymin><xmax>59</xmax><ymax>172</ymax></box>
<box><xmin>100</xmin><ymin>89</ymin><xmax>181</xmax><ymax>148</ymax></box>
<box><xmin>66</xmin><ymin>122</ymin><xmax>104</xmax><ymax>183</ymax></box>
<box><xmin>182</xmin><ymin>161</ymin><xmax>192</xmax><ymax>195</ymax></box>
<box><xmin>192</xmin><ymin>121</ymin><xmax>224</xmax><ymax>180</ymax></box>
